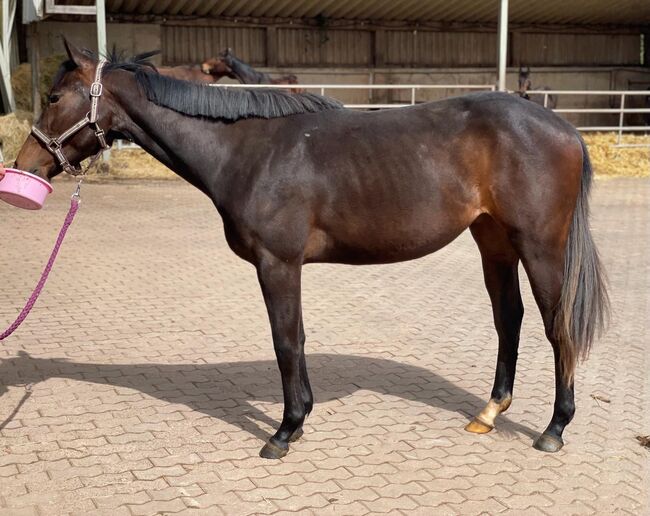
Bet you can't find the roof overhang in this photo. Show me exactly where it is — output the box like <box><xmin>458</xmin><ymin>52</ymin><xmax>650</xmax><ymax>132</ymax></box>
<box><xmin>49</xmin><ymin>0</ymin><xmax>650</xmax><ymax>27</ymax></box>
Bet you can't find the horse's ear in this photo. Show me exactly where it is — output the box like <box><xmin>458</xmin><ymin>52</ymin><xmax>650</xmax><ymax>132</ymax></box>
<box><xmin>62</xmin><ymin>37</ymin><xmax>94</xmax><ymax>70</ymax></box>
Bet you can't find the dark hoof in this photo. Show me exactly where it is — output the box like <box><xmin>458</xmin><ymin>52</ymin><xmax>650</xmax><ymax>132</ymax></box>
<box><xmin>289</xmin><ymin>427</ymin><xmax>304</xmax><ymax>443</ymax></box>
<box><xmin>259</xmin><ymin>438</ymin><xmax>289</xmax><ymax>460</ymax></box>
<box><xmin>533</xmin><ymin>433</ymin><xmax>564</xmax><ymax>453</ymax></box>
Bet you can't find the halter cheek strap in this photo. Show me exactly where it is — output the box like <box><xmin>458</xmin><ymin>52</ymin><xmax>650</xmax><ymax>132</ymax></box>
<box><xmin>31</xmin><ymin>59</ymin><xmax>110</xmax><ymax>176</ymax></box>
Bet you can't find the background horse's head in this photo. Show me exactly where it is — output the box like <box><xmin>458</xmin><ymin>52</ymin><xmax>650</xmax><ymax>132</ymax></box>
<box><xmin>201</xmin><ymin>56</ymin><xmax>235</xmax><ymax>79</ymax></box>
<box><xmin>15</xmin><ymin>40</ymin><xmax>124</xmax><ymax>180</ymax></box>
<box><xmin>518</xmin><ymin>66</ymin><xmax>532</xmax><ymax>94</ymax></box>
<box><xmin>219</xmin><ymin>47</ymin><xmax>235</xmax><ymax>67</ymax></box>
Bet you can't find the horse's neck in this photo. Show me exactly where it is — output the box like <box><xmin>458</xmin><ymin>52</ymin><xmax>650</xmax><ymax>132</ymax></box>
<box><xmin>109</xmin><ymin>73</ymin><xmax>232</xmax><ymax>196</ymax></box>
<box><xmin>231</xmin><ymin>57</ymin><xmax>268</xmax><ymax>84</ymax></box>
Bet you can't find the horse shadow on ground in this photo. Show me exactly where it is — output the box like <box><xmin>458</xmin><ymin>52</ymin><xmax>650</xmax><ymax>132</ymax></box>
<box><xmin>0</xmin><ymin>351</ymin><xmax>537</xmax><ymax>443</ymax></box>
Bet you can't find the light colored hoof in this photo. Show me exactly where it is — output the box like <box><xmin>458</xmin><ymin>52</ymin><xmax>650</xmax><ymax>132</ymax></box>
<box><xmin>464</xmin><ymin>418</ymin><xmax>494</xmax><ymax>434</ymax></box>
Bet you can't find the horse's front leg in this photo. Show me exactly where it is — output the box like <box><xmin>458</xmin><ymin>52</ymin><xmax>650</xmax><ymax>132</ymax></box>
<box><xmin>256</xmin><ymin>256</ymin><xmax>306</xmax><ymax>459</ymax></box>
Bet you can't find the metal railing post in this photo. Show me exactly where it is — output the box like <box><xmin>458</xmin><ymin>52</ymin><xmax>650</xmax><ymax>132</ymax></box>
<box><xmin>617</xmin><ymin>93</ymin><xmax>626</xmax><ymax>145</ymax></box>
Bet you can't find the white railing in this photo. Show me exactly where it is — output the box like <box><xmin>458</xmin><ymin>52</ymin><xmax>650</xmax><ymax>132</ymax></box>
<box><xmin>115</xmin><ymin>84</ymin><xmax>650</xmax><ymax>150</ymax></box>
<box><xmin>522</xmin><ymin>89</ymin><xmax>650</xmax><ymax>147</ymax></box>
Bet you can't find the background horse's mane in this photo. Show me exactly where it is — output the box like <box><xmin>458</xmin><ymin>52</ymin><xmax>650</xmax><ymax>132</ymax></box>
<box><xmin>55</xmin><ymin>47</ymin><xmax>344</xmax><ymax>121</ymax></box>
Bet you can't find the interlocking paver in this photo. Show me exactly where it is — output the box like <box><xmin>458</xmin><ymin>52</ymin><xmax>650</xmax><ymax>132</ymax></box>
<box><xmin>0</xmin><ymin>177</ymin><xmax>648</xmax><ymax>515</ymax></box>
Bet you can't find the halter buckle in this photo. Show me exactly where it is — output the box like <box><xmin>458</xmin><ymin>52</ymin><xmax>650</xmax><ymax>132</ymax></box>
<box><xmin>89</xmin><ymin>81</ymin><xmax>103</xmax><ymax>97</ymax></box>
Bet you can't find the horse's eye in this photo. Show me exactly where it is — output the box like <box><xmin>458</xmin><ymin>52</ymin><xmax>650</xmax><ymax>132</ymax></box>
<box><xmin>48</xmin><ymin>94</ymin><xmax>60</xmax><ymax>104</ymax></box>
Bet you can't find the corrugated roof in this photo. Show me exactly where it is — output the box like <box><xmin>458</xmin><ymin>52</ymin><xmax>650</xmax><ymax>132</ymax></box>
<box><xmin>61</xmin><ymin>0</ymin><xmax>650</xmax><ymax>26</ymax></box>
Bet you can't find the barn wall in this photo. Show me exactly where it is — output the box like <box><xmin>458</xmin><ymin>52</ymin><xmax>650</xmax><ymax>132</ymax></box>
<box><xmin>36</xmin><ymin>21</ymin><xmax>163</xmax><ymax>64</ymax></box>
<box><xmin>35</xmin><ymin>20</ymin><xmax>645</xmax><ymax>69</ymax></box>
<box><xmin>511</xmin><ymin>33</ymin><xmax>642</xmax><ymax>66</ymax></box>
<box><xmin>162</xmin><ymin>25</ymin><xmax>266</xmax><ymax>65</ymax></box>
<box><xmin>29</xmin><ymin>20</ymin><xmax>650</xmax><ymax>126</ymax></box>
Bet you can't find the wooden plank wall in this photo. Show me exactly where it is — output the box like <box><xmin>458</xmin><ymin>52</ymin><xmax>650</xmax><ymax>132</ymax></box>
<box><xmin>161</xmin><ymin>22</ymin><xmax>643</xmax><ymax>68</ymax></box>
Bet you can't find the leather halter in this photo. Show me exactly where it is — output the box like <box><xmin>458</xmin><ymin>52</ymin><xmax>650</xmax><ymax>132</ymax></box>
<box><xmin>31</xmin><ymin>59</ymin><xmax>110</xmax><ymax>176</ymax></box>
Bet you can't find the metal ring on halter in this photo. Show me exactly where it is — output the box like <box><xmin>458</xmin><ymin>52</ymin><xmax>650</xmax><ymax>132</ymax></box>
<box><xmin>72</xmin><ymin>179</ymin><xmax>83</xmax><ymax>203</ymax></box>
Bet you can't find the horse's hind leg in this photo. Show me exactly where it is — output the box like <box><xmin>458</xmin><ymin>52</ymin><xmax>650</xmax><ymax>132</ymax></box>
<box><xmin>465</xmin><ymin>214</ymin><xmax>524</xmax><ymax>434</ymax></box>
<box><xmin>515</xmin><ymin>239</ymin><xmax>575</xmax><ymax>452</ymax></box>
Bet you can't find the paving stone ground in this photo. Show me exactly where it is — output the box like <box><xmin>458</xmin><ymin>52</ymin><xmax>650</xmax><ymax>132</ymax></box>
<box><xmin>0</xmin><ymin>177</ymin><xmax>648</xmax><ymax>516</ymax></box>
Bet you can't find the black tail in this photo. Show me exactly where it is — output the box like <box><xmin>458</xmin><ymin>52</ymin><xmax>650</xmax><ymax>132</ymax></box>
<box><xmin>554</xmin><ymin>134</ymin><xmax>610</xmax><ymax>384</ymax></box>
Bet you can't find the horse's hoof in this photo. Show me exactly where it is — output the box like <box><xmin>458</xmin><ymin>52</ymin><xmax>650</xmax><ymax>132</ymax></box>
<box><xmin>464</xmin><ymin>418</ymin><xmax>494</xmax><ymax>434</ymax></box>
<box><xmin>289</xmin><ymin>427</ymin><xmax>304</xmax><ymax>443</ymax></box>
<box><xmin>533</xmin><ymin>433</ymin><xmax>564</xmax><ymax>453</ymax></box>
<box><xmin>259</xmin><ymin>439</ymin><xmax>289</xmax><ymax>460</ymax></box>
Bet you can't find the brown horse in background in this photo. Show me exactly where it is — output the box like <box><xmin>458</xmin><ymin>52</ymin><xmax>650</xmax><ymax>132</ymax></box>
<box><xmin>157</xmin><ymin>65</ymin><xmax>234</xmax><ymax>84</ymax></box>
<box><xmin>15</xmin><ymin>42</ymin><xmax>608</xmax><ymax>460</ymax></box>
<box><xmin>158</xmin><ymin>62</ymin><xmax>234</xmax><ymax>84</ymax></box>
<box><xmin>203</xmin><ymin>49</ymin><xmax>302</xmax><ymax>92</ymax></box>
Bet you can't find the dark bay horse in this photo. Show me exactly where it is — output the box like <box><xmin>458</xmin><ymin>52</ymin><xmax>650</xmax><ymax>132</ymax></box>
<box><xmin>518</xmin><ymin>66</ymin><xmax>558</xmax><ymax>109</ymax></box>
<box><xmin>204</xmin><ymin>48</ymin><xmax>301</xmax><ymax>90</ymax></box>
<box><xmin>15</xmin><ymin>41</ymin><xmax>608</xmax><ymax>459</ymax></box>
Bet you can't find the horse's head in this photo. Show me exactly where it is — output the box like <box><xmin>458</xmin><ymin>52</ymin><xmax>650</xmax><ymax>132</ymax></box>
<box><xmin>15</xmin><ymin>39</ymin><xmax>119</xmax><ymax>180</ymax></box>
<box><xmin>201</xmin><ymin>56</ymin><xmax>235</xmax><ymax>79</ymax></box>
<box><xmin>219</xmin><ymin>47</ymin><xmax>235</xmax><ymax>67</ymax></box>
<box><xmin>518</xmin><ymin>66</ymin><xmax>532</xmax><ymax>93</ymax></box>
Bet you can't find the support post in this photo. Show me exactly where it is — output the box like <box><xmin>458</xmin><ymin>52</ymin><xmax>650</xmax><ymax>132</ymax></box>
<box><xmin>96</xmin><ymin>0</ymin><xmax>107</xmax><ymax>57</ymax></box>
<box><xmin>29</xmin><ymin>23</ymin><xmax>40</xmax><ymax>119</ymax></box>
<box><xmin>95</xmin><ymin>0</ymin><xmax>110</xmax><ymax>163</ymax></box>
<box><xmin>496</xmin><ymin>0</ymin><xmax>509</xmax><ymax>91</ymax></box>
<box><xmin>0</xmin><ymin>0</ymin><xmax>17</xmax><ymax>112</ymax></box>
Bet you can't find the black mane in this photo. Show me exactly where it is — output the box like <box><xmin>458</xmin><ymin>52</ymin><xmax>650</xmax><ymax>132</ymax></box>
<box><xmin>55</xmin><ymin>47</ymin><xmax>344</xmax><ymax>121</ymax></box>
<box><xmin>135</xmin><ymin>71</ymin><xmax>344</xmax><ymax>121</ymax></box>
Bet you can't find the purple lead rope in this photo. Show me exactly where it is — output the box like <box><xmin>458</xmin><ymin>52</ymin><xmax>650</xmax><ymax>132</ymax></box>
<box><xmin>0</xmin><ymin>197</ymin><xmax>80</xmax><ymax>341</ymax></box>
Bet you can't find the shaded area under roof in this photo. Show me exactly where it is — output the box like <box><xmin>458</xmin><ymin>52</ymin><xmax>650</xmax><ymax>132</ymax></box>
<box><xmin>58</xmin><ymin>0</ymin><xmax>650</xmax><ymax>26</ymax></box>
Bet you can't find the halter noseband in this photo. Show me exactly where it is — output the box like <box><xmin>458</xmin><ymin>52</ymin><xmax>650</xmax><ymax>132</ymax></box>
<box><xmin>31</xmin><ymin>59</ymin><xmax>110</xmax><ymax>176</ymax></box>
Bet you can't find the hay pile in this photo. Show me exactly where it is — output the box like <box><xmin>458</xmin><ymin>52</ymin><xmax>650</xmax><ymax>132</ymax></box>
<box><xmin>0</xmin><ymin>110</ymin><xmax>32</xmax><ymax>162</ymax></box>
<box><xmin>583</xmin><ymin>133</ymin><xmax>650</xmax><ymax>178</ymax></box>
<box><xmin>11</xmin><ymin>55</ymin><xmax>66</xmax><ymax>111</ymax></box>
<box><xmin>106</xmin><ymin>148</ymin><xmax>175</xmax><ymax>179</ymax></box>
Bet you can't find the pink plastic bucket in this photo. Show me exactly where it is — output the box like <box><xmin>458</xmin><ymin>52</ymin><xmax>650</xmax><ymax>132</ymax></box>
<box><xmin>0</xmin><ymin>168</ymin><xmax>53</xmax><ymax>210</ymax></box>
